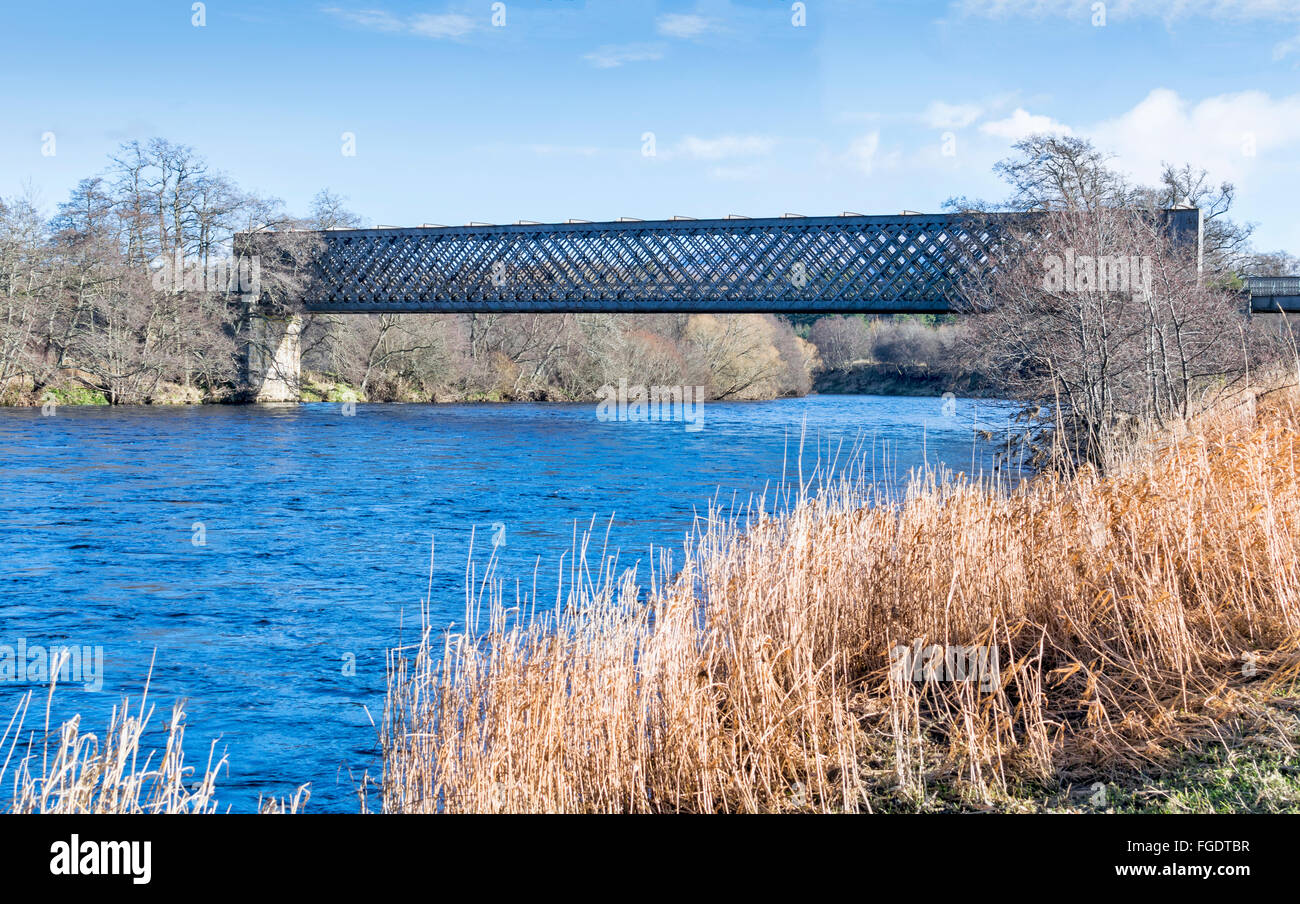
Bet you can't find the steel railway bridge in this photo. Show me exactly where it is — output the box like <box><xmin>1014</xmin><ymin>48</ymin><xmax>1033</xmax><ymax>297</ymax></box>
<box><xmin>231</xmin><ymin>207</ymin><xmax>1291</xmax><ymax>401</ymax></box>
<box><xmin>244</xmin><ymin>208</ymin><xmax>1204</xmax><ymax>316</ymax></box>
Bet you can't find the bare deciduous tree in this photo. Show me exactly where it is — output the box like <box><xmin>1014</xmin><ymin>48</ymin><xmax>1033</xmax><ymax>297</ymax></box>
<box><xmin>959</xmin><ymin>205</ymin><xmax>1275</xmax><ymax>469</ymax></box>
<box><xmin>808</xmin><ymin>315</ymin><xmax>871</xmax><ymax>369</ymax></box>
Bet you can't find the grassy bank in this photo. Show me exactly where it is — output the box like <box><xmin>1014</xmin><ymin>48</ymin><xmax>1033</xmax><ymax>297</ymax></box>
<box><xmin>377</xmin><ymin>383</ymin><xmax>1300</xmax><ymax>813</ymax></box>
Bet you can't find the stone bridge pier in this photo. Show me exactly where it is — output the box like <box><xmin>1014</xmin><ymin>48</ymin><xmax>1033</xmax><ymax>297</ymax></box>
<box><xmin>241</xmin><ymin>312</ymin><xmax>302</xmax><ymax>403</ymax></box>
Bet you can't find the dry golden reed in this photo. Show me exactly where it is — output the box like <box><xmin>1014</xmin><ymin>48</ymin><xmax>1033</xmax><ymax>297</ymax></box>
<box><xmin>1</xmin><ymin>658</ymin><xmax>228</xmax><ymax>814</ymax></box>
<box><xmin>379</xmin><ymin>387</ymin><xmax>1300</xmax><ymax>813</ymax></box>
<box><xmin>1</xmin><ymin>660</ymin><xmax>314</xmax><ymax>813</ymax></box>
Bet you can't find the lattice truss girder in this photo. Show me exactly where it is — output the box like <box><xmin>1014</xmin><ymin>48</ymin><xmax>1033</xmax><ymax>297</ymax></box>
<box><xmin>285</xmin><ymin>215</ymin><xmax>1015</xmax><ymax>314</ymax></box>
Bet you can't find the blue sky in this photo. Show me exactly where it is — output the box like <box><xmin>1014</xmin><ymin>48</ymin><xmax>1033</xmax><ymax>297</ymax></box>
<box><xmin>2</xmin><ymin>0</ymin><xmax>1298</xmax><ymax>251</ymax></box>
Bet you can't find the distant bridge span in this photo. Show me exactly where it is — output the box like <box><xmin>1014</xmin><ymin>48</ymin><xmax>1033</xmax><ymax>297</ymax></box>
<box><xmin>243</xmin><ymin>208</ymin><xmax>1204</xmax><ymax>316</ymax></box>
<box><xmin>1246</xmin><ymin>277</ymin><xmax>1300</xmax><ymax>314</ymax></box>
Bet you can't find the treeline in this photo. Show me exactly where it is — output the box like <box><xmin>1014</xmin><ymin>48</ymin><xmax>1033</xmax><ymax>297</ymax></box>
<box><xmin>0</xmin><ymin>139</ymin><xmax>816</xmax><ymax>405</ymax></box>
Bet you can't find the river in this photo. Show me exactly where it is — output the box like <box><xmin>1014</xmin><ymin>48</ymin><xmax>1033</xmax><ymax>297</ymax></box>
<box><xmin>0</xmin><ymin>394</ymin><xmax>1017</xmax><ymax>811</ymax></box>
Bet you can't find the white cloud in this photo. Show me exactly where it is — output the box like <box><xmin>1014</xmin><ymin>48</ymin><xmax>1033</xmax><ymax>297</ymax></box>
<box><xmin>656</xmin><ymin>13</ymin><xmax>714</xmax><ymax>38</ymax></box>
<box><xmin>583</xmin><ymin>43</ymin><xmax>666</xmax><ymax>68</ymax></box>
<box><xmin>921</xmin><ymin>101</ymin><xmax>984</xmax><ymax>130</ymax></box>
<box><xmin>956</xmin><ymin>88</ymin><xmax>1300</xmax><ymax>204</ymax></box>
<box><xmin>1274</xmin><ymin>32</ymin><xmax>1300</xmax><ymax>60</ymax></box>
<box><xmin>676</xmin><ymin>135</ymin><xmax>775</xmax><ymax>160</ymax></box>
<box><xmin>410</xmin><ymin>13</ymin><xmax>475</xmax><ymax>39</ymax></box>
<box><xmin>324</xmin><ymin>7</ymin><xmax>476</xmax><ymax>39</ymax></box>
<box><xmin>1089</xmin><ymin>87</ymin><xmax>1300</xmax><ymax>186</ymax></box>
<box><xmin>980</xmin><ymin>108</ymin><xmax>1073</xmax><ymax>140</ymax></box>
<box><xmin>956</xmin><ymin>0</ymin><xmax>1300</xmax><ymax>21</ymax></box>
<box><xmin>323</xmin><ymin>7</ymin><xmax>404</xmax><ymax>32</ymax></box>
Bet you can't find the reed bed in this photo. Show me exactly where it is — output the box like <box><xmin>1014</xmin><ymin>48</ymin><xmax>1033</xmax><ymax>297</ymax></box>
<box><xmin>379</xmin><ymin>388</ymin><xmax>1300</xmax><ymax>813</ymax></box>
<box><xmin>1</xmin><ymin>657</ymin><xmax>313</xmax><ymax>813</ymax></box>
<box><xmin>1</xmin><ymin>658</ymin><xmax>228</xmax><ymax>813</ymax></box>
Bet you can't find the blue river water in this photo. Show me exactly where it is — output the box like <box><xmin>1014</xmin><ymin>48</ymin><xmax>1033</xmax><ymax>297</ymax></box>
<box><xmin>0</xmin><ymin>394</ymin><xmax>1016</xmax><ymax>812</ymax></box>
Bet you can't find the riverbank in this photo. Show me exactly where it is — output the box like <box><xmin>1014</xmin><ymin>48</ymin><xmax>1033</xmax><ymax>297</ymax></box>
<box><xmin>7</xmin><ymin>367</ymin><xmax>988</xmax><ymax>407</ymax></box>
<box><xmin>379</xmin><ymin>380</ymin><xmax>1300</xmax><ymax>813</ymax></box>
<box><xmin>0</xmin><ymin>309</ymin><xmax>821</xmax><ymax>407</ymax></box>
<box><xmin>2</xmin><ymin>369</ymin><xmax>810</xmax><ymax>406</ymax></box>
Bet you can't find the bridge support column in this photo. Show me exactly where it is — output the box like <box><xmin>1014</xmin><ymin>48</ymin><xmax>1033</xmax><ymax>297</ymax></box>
<box><xmin>242</xmin><ymin>313</ymin><xmax>302</xmax><ymax>403</ymax></box>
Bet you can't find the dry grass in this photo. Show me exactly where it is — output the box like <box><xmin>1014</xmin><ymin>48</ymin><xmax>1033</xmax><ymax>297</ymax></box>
<box><xmin>1</xmin><ymin>657</ymin><xmax>229</xmax><ymax>813</ymax></box>
<box><xmin>258</xmin><ymin>783</ymin><xmax>312</xmax><ymax>814</ymax></box>
<box><xmin>377</xmin><ymin>385</ymin><xmax>1300</xmax><ymax>813</ymax></box>
<box><xmin>1</xmin><ymin>656</ymin><xmax>315</xmax><ymax>813</ymax></box>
